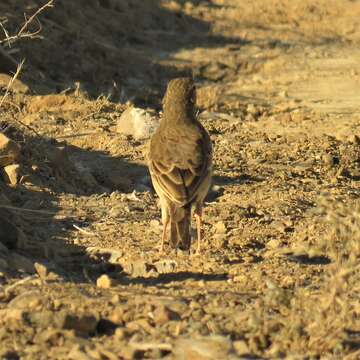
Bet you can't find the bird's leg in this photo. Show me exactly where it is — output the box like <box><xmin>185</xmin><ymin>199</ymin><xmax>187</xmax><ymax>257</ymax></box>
<box><xmin>160</xmin><ymin>218</ymin><xmax>169</xmax><ymax>253</ymax></box>
<box><xmin>194</xmin><ymin>207</ymin><xmax>203</xmax><ymax>255</ymax></box>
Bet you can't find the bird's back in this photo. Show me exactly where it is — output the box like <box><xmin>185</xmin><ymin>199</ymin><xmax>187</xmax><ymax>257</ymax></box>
<box><xmin>149</xmin><ymin>118</ymin><xmax>211</xmax><ymax>207</ymax></box>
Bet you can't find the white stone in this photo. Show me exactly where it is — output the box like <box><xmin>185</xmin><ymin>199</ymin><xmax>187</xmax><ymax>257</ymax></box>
<box><xmin>116</xmin><ymin>107</ymin><xmax>159</xmax><ymax>140</ymax></box>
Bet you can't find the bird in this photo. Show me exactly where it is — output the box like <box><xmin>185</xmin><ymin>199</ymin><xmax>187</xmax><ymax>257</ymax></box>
<box><xmin>147</xmin><ymin>77</ymin><xmax>212</xmax><ymax>254</ymax></box>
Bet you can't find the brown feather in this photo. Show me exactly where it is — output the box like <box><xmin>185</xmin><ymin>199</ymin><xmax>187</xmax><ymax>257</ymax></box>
<box><xmin>148</xmin><ymin>77</ymin><xmax>213</xmax><ymax>251</ymax></box>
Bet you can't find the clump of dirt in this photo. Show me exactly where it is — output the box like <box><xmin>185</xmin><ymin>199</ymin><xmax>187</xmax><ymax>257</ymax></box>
<box><xmin>0</xmin><ymin>0</ymin><xmax>360</xmax><ymax>359</ymax></box>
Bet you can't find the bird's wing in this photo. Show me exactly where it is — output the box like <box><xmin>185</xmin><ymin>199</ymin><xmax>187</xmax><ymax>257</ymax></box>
<box><xmin>148</xmin><ymin>124</ymin><xmax>212</xmax><ymax>207</ymax></box>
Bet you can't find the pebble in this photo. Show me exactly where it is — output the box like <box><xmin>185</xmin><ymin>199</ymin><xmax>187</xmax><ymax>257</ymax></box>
<box><xmin>97</xmin><ymin>274</ymin><xmax>117</xmax><ymax>289</ymax></box>
<box><xmin>1</xmin><ymin>163</ymin><xmax>21</xmax><ymax>185</ymax></box>
<box><xmin>0</xmin><ymin>133</ymin><xmax>21</xmax><ymax>168</ymax></box>
<box><xmin>214</xmin><ymin>221</ymin><xmax>227</xmax><ymax>234</ymax></box>
<box><xmin>173</xmin><ymin>336</ymin><xmax>234</xmax><ymax>360</ymax></box>
<box><xmin>152</xmin><ymin>305</ymin><xmax>180</xmax><ymax>326</ymax></box>
<box><xmin>233</xmin><ymin>340</ymin><xmax>251</xmax><ymax>356</ymax></box>
<box><xmin>116</xmin><ymin>107</ymin><xmax>159</xmax><ymax>140</ymax></box>
<box><xmin>8</xmin><ymin>291</ymin><xmax>44</xmax><ymax>310</ymax></box>
<box><xmin>54</xmin><ymin>311</ymin><xmax>98</xmax><ymax>334</ymax></box>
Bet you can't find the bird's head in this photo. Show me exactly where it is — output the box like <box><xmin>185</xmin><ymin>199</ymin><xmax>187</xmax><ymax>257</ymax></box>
<box><xmin>162</xmin><ymin>77</ymin><xmax>196</xmax><ymax>121</ymax></box>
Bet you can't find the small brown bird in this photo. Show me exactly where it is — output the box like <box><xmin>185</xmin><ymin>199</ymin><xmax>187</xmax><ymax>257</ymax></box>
<box><xmin>148</xmin><ymin>77</ymin><xmax>212</xmax><ymax>253</ymax></box>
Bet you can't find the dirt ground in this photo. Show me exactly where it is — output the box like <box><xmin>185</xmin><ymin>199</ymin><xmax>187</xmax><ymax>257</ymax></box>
<box><xmin>1</xmin><ymin>0</ymin><xmax>360</xmax><ymax>359</ymax></box>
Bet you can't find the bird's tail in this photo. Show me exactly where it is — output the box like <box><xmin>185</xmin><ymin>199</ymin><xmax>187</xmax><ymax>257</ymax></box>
<box><xmin>169</xmin><ymin>205</ymin><xmax>191</xmax><ymax>250</ymax></box>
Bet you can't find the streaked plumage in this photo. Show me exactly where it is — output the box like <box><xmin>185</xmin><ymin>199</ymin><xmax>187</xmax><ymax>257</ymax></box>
<box><xmin>148</xmin><ymin>77</ymin><xmax>212</xmax><ymax>253</ymax></box>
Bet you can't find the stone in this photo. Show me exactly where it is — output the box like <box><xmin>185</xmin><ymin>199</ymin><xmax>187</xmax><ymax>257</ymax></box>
<box><xmin>214</xmin><ymin>221</ymin><xmax>227</xmax><ymax>234</ymax></box>
<box><xmin>8</xmin><ymin>290</ymin><xmax>44</xmax><ymax>310</ymax></box>
<box><xmin>322</xmin><ymin>154</ymin><xmax>336</xmax><ymax>167</ymax></box>
<box><xmin>266</xmin><ymin>239</ymin><xmax>281</xmax><ymax>249</ymax></box>
<box><xmin>97</xmin><ymin>274</ymin><xmax>117</xmax><ymax>289</ymax></box>
<box><xmin>116</xmin><ymin>107</ymin><xmax>159</xmax><ymax>140</ymax></box>
<box><xmin>1</xmin><ymin>163</ymin><xmax>20</xmax><ymax>185</ymax></box>
<box><xmin>173</xmin><ymin>336</ymin><xmax>234</xmax><ymax>360</ymax></box>
<box><xmin>153</xmin><ymin>305</ymin><xmax>180</xmax><ymax>326</ymax></box>
<box><xmin>28</xmin><ymin>310</ymin><xmax>54</xmax><ymax>328</ymax></box>
<box><xmin>54</xmin><ymin>311</ymin><xmax>98</xmax><ymax>335</ymax></box>
<box><xmin>34</xmin><ymin>262</ymin><xmax>58</xmax><ymax>280</ymax></box>
<box><xmin>27</xmin><ymin>94</ymin><xmax>72</xmax><ymax>113</ymax></box>
<box><xmin>233</xmin><ymin>340</ymin><xmax>250</xmax><ymax>356</ymax></box>
<box><xmin>0</xmin><ymin>133</ymin><xmax>21</xmax><ymax>168</ymax></box>
<box><xmin>114</xmin><ymin>327</ymin><xmax>126</xmax><ymax>340</ymax></box>
<box><xmin>0</xmin><ymin>73</ymin><xmax>29</xmax><ymax>94</ymax></box>
<box><xmin>34</xmin><ymin>262</ymin><xmax>49</xmax><ymax>278</ymax></box>
<box><xmin>109</xmin><ymin>307</ymin><xmax>125</xmax><ymax>324</ymax></box>
<box><xmin>0</xmin><ymin>308</ymin><xmax>25</xmax><ymax>322</ymax></box>
<box><xmin>246</xmin><ymin>103</ymin><xmax>258</xmax><ymax>115</ymax></box>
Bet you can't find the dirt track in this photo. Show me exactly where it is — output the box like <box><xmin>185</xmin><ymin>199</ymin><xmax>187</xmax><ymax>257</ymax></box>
<box><xmin>1</xmin><ymin>1</ymin><xmax>360</xmax><ymax>359</ymax></box>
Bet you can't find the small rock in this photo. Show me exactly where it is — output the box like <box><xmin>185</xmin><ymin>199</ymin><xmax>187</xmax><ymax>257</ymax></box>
<box><xmin>109</xmin><ymin>307</ymin><xmax>125</xmax><ymax>324</ymax></box>
<box><xmin>266</xmin><ymin>239</ymin><xmax>281</xmax><ymax>249</ymax></box>
<box><xmin>214</xmin><ymin>221</ymin><xmax>227</xmax><ymax>234</ymax></box>
<box><xmin>34</xmin><ymin>262</ymin><xmax>49</xmax><ymax>278</ymax></box>
<box><xmin>322</xmin><ymin>154</ymin><xmax>336</xmax><ymax>167</ymax></box>
<box><xmin>279</xmin><ymin>90</ymin><xmax>288</xmax><ymax>98</ymax></box>
<box><xmin>114</xmin><ymin>327</ymin><xmax>126</xmax><ymax>340</ymax></box>
<box><xmin>8</xmin><ymin>290</ymin><xmax>44</xmax><ymax>310</ymax></box>
<box><xmin>28</xmin><ymin>310</ymin><xmax>54</xmax><ymax>328</ymax></box>
<box><xmin>150</xmin><ymin>219</ymin><xmax>160</xmax><ymax>228</ymax></box>
<box><xmin>116</xmin><ymin>107</ymin><xmax>159</xmax><ymax>140</ymax></box>
<box><xmin>173</xmin><ymin>336</ymin><xmax>234</xmax><ymax>360</ymax></box>
<box><xmin>34</xmin><ymin>262</ymin><xmax>58</xmax><ymax>280</ymax></box>
<box><xmin>232</xmin><ymin>274</ymin><xmax>247</xmax><ymax>284</ymax></box>
<box><xmin>246</xmin><ymin>103</ymin><xmax>258</xmax><ymax>115</ymax></box>
<box><xmin>0</xmin><ymin>308</ymin><xmax>25</xmax><ymax>322</ymax></box>
<box><xmin>153</xmin><ymin>305</ymin><xmax>180</xmax><ymax>326</ymax></box>
<box><xmin>272</xmin><ymin>220</ymin><xmax>287</xmax><ymax>233</ymax></box>
<box><xmin>54</xmin><ymin>311</ymin><xmax>98</xmax><ymax>334</ymax></box>
<box><xmin>0</xmin><ymin>73</ymin><xmax>29</xmax><ymax>94</ymax></box>
<box><xmin>97</xmin><ymin>274</ymin><xmax>117</xmax><ymax>289</ymax></box>
<box><xmin>1</xmin><ymin>163</ymin><xmax>21</xmax><ymax>185</ymax></box>
<box><xmin>0</xmin><ymin>133</ymin><xmax>21</xmax><ymax>168</ymax></box>
<box><xmin>349</xmin><ymin>134</ymin><xmax>360</xmax><ymax>144</ymax></box>
<box><xmin>68</xmin><ymin>348</ymin><xmax>93</xmax><ymax>360</ymax></box>
<box><xmin>27</xmin><ymin>94</ymin><xmax>72</xmax><ymax>113</ymax></box>
<box><xmin>233</xmin><ymin>340</ymin><xmax>250</xmax><ymax>356</ymax></box>
<box><xmin>126</xmin><ymin>318</ymin><xmax>154</xmax><ymax>334</ymax></box>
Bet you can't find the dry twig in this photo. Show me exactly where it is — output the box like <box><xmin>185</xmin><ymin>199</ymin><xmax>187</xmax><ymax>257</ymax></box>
<box><xmin>0</xmin><ymin>59</ymin><xmax>41</xmax><ymax>137</ymax></box>
<box><xmin>0</xmin><ymin>59</ymin><xmax>24</xmax><ymax>108</ymax></box>
<box><xmin>0</xmin><ymin>0</ymin><xmax>54</xmax><ymax>46</ymax></box>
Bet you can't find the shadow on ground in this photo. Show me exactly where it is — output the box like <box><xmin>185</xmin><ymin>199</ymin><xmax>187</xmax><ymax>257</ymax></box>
<box><xmin>0</xmin><ymin>0</ymin><xmax>244</xmax><ymax>107</ymax></box>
